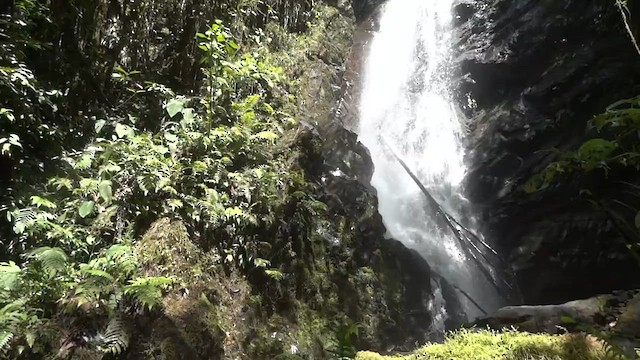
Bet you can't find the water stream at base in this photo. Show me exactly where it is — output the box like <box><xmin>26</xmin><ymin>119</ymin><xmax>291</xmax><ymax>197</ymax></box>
<box><xmin>357</xmin><ymin>0</ymin><xmax>505</xmax><ymax>332</ymax></box>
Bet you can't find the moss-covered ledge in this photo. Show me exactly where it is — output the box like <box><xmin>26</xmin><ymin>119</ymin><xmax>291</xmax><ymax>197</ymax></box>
<box><xmin>355</xmin><ymin>329</ymin><xmax>613</xmax><ymax>360</ymax></box>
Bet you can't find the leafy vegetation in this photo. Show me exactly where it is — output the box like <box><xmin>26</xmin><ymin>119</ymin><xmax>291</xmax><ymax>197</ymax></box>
<box><xmin>355</xmin><ymin>329</ymin><xmax>617</xmax><ymax>360</ymax></box>
<box><xmin>0</xmin><ymin>0</ymin><xmax>357</xmax><ymax>358</ymax></box>
<box><xmin>525</xmin><ymin>95</ymin><xmax>640</xmax><ymax>261</ymax></box>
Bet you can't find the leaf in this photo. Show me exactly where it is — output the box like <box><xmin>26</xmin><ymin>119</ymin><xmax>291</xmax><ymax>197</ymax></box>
<box><xmin>124</xmin><ymin>277</ymin><xmax>173</xmax><ymax>309</ymax></box>
<box><xmin>0</xmin><ymin>261</ymin><xmax>22</xmax><ymax>290</ymax></box>
<box><xmin>164</xmin><ymin>132</ymin><xmax>178</xmax><ymax>142</ymax></box>
<box><xmin>577</xmin><ymin>138</ymin><xmax>618</xmax><ymax>170</ymax></box>
<box><xmin>49</xmin><ymin>177</ymin><xmax>73</xmax><ymax>190</ymax></box>
<box><xmin>224</xmin><ymin>207</ymin><xmax>244</xmax><ymax>217</ymax></box>
<box><xmin>255</xmin><ymin>131</ymin><xmax>279</xmax><ymax>141</ymax></box>
<box><xmin>254</xmin><ymin>258</ymin><xmax>271</xmax><ymax>268</ymax></box>
<box><xmin>25</xmin><ymin>331</ymin><xmax>35</xmax><ymax>348</ymax></box>
<box><xmin>0</xmin><ymin>331</ymin><xmax>13</xmax><ymax>350</ymax></box>
<box><xmin>115</xmin><ymin>123</ymin><xmax>134</xmax><ymax>139</ymax></box>
<box><xmin>28</xmin><ymin>247</ymin><xmax>68</xmax><ymax>277</ymax></box>
<box><xmin>265</xmin><ymin>269</ymin><xmax>284</xmax><ymax>281</ymax></box>
<box><xmin>99</xmin><ymin>180</ymin><xmax>114</xmax><ymax>204</ymax></box>
<box><xmin>95</xmin><ymin>119</ymin><xmax>107</xmax><ymax>134</ymax></box>
<box><xmin>264</xmin><ymin>103</ymin><xmax>275</xmax><ymax>115</ymax></box>
<box><xmin>99</xmin><ymin>315</ymin><xmax>130</xmax><ymax>355</ymax></box>
<box><xmin>165</xmin><ymin>98</ymin><xmax>185</xmax><ymax>118</ymax></box>
<box><xmin>30</xmin><ymin>196</ymin><xmax>57</xmax><ymax>209</ymax></box>
<box><xmin>9</xmin><ymin>208</ymin><xmax>38</xmax><ymax>234</ymax></box>
<box><xmin>635</xmin><ymin>211</ymin><xmax>640</xmax><ymax>230</ymax></box>
<box><xmin>74</xmin><ymin>154</ymin><xmax>93</xmax><ymax>170</ymax></box>
<box><xmin>180</xmin><ymin>108</ymin><xmax>196</xmax><ymax>127</ymax></box>
<box><xmin>79</xmin><ymin>201</ymin><xmax>95</xmax><ymax>218</ymax></box>
<box><xmin>80</xmin><ymin>268</ymin><xmax>115</xmax><ymax>282</ymax></box>
<box><xmin>560</xmin><ymin>316</ymin><xmax>577</xmax><ymax>324</ymax></box>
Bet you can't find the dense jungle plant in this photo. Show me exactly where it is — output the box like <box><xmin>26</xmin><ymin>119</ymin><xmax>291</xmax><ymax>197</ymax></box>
<box><xmin>0</xmin><ymin>11</ymin><xmax>329</xmax><ymax>356</ymax></box>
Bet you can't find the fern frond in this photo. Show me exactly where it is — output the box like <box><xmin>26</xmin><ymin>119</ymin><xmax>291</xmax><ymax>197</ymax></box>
<box><xmin>0</xmin><ymin>302</ymin><xmax>28</xmax><ymax>336</ymax></box>
<box><xmin>105</xmin><ymin>245</ymin><xmax>133</xmax><ymax>261</ymax></box>
<box><xmin>123</xmin><ymin>277</ymin><xmax>173</xmax><ymax>309</ymax></box>
<box><xmin>0</xmin><ymin>331</ymin><xmax>13</xmax><ymax>350</ymax></box>
<box><xmin>0</xmin><ymin>261</ymin><xmax>22</xmax><ymax>291</ymax></box>
<box><xmin>28</xmin><ymin>247</ymin><xmax>68</xmax><ymax>277</ymax></box>
<box><xmin>9</xmin><ymin>207</ymin><xmax>38</xmax><ymax>234</ymax></box>
<box><xmin>98</xmin><ymin>315</ymin><xmax>130</xmax><ymax>355</ymax></box>
<box><xmin>105</xmin><ymin>245</ymin><xmax>137</xmax><ymax>274</ymax></box>
<box><xmin>79</xmin><ymin>266</ymin><xmax>115</xmax><ymax>283</ymax></box>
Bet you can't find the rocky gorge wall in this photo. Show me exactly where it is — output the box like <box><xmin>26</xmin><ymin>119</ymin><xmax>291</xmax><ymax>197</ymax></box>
<box><xmin>452</xmin><ymin>0</ymin><xmax>640</xmax><ymax>305</ymax></box>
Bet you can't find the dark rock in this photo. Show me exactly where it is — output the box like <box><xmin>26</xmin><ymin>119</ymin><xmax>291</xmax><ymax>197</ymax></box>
<box><xmin>453</xmin><ymin>1</ymin><xmax>478</xmax><ymax>26</ymax></box>
<box><xmin>297</xmin><ymin>123</ymin><xmax>441</xmax><ymax>350</ymax></box>
<box><xmin>455</xmin><ymin>0</ymin><xmax>640</xmax><ymax>304</ymax></box>
<box><xmin>351</xmin><ymin>0</ymin><xmax>387</xmax><ymax>22</ymax></box>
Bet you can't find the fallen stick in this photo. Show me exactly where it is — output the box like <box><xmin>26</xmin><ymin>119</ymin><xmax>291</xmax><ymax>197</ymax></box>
<box><xmin>379</xmin><ymin>137</ymin><xmax>512</xmax><ymax>298</ymax></box>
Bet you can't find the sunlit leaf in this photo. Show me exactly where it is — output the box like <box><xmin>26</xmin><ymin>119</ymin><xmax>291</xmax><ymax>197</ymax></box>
<box><xmin>115</xmin><ymin>123</ymin><xmax>134</xmax><ymax>139</ymax></box>
<box><xmin>166</xmin><ymin>98</ymin><xmax>185</xmax><ymax>118</ymax></box>
<box><xmin>99</xmin><ymin>180</ymin><xmax>114</xmax><ymax>204</ymax></box>
<box><xmin>79</xmin><ymin>201</ymin><xmax>95</xmax><ymax>218</ymax></box>
<box><xmin>95</xmin><ymin>119</ymin><xmax>107</xmax><ymax>134</ymax></box>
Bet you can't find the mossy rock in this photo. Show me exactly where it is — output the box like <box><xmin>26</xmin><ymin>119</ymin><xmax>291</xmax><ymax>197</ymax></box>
<box><xmin>355</xmin><ymin>329</ymin><xmax>613</xmax><ymax>360</ymax></box>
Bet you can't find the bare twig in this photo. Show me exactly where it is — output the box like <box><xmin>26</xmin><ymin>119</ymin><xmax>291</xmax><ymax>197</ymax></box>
<box><xmin>616</xmin><ymin>0</ymin><xmax>640</xmax><ymax>57</ymax></box>
<box><xmin>379</xmin><ymin>138</ymin><xmax>514</xmax><ymax>297</ymax></box>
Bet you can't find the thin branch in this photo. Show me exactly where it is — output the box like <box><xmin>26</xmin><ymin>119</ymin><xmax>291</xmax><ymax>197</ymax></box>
<box><xmin>379</xmin><ymin>137</ymin><xmax>513</xmax><ymax>298</ymax></box>
<box><xmin>616</xmin><ymin>0</ymin><xmax>640</xmax><ymax>57</ymax></box>
<box><xmin>433</xmin><ymin>270</ymin><xmax>488</xmax><ymax>316</ymax></box>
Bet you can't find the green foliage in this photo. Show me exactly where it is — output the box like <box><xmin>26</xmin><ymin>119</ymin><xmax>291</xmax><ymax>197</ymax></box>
<box><xmin>0</xmin><ymin>10</ymin><xmax>330</xmax><ymax>356</ymax></box>
<box><xmin>329</xmin><ymin>322</ymin><xmax>361</xmax><ymax>360</ymax></box>
<box><xmin>356</xmin><ymin>329</ymin><xmax>616</xmax><ymax>360</ymax></box>
<box><xmin>98</xmin><ymin>315</ymin><xmax>130</xmax><ymax>355</ymax></box>
<box><xmin>525</xmin><ymin>96</ymin><xmax>640</xmax><ymax>260</ymax></box>
<box><xmin>526</xmin><ymin>96</ymin><xmax>640</xmax><ymax>192</ymax></box>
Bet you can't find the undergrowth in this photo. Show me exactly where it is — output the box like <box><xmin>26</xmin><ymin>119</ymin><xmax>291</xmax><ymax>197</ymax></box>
<box><xmin>355</xmin><ymin>329</ymin><xmax>621</xmax><ymax>360</ymax></box>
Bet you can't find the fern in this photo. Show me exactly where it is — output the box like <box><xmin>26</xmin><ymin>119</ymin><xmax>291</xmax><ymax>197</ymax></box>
<box><xmin>0</xmin><ymin>331</ymin><xmax>13</xmax><ymax>350</ymax></box>
<box><xmin>98</xmin><ymin>315</ymin><xmax>130</xmax><ymax>355</ymax></box>
<box><xmin>0</xmin><ymin>261</ymin><xmax>22</xmax><ymax>291</ymax></box>
<box><xmin>79</xmin><ymin>266</ymin><xmax>115</xmax><ymax>283</ymax></box>
<box><xmin>105</xmin><ymin>245</ymin><xmax>137</xmax><ymax>274</ymax></box>
<box><xmin>27</xmin><ymin>247</ymin><xmax>68</xmax><ymax>277</ymax></box>
<box><xmin>9</xmin><ymin>207</ymin><xmax>38</xmax><ymax>234</ymax></box>
<box><xmin>0</xmin><ymin>301</ymin><xmax>28</xmax><ymax>351</ymax></box>
<box><xmin>123</xmin><ymin>277</ymin><xmax>173</xmax><ymax>309</ymax></box>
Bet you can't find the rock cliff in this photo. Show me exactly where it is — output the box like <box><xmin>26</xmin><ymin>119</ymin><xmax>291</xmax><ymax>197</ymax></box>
<box><xmin>453</xmin><ymin>0</ymin><xmax>640</xmax><ymax>304</ymax></box>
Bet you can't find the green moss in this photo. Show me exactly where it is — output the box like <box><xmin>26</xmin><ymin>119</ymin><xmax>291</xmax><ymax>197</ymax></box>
<box><xmin>356</xmin><ymin>330</ymin><xmax>612</xmax><ymax>360</ymax></box>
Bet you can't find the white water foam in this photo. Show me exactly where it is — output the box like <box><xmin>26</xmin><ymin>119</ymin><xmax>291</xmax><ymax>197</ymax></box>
<box><xmin>357</xmin><ymin>0</ymin><xmax>504</xmax><ymax>329</ymax></box>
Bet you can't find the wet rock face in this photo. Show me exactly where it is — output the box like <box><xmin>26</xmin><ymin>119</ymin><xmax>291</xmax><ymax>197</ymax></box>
<box><xmin>300</xmin><ymin>124</ymin><xmax>440</xmax><ymax>349</ymax></box>
<box><xmin>454</xmin><ymin>0</ymin><xmax>640</xmax><ymax>304</ymax></box>
<box><xmin>351</xmin><ymin>0</ymin><xmax>386</xmax><ymax>21</ymax></box>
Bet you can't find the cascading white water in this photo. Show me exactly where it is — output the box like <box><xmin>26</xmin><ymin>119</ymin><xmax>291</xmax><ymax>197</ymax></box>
<box><xmin>357</xmin><ymin>0</ymin><xmax>504</xmax><ymax>327</ymax></box>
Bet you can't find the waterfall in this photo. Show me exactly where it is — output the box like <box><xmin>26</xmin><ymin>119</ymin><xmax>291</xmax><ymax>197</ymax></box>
<box><xmin>357</xmin><ymin>0</ymin><xmax>505</xmax><ymax>328</ymax></box>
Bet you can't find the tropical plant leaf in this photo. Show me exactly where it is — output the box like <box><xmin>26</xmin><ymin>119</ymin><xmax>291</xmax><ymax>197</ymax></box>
<box><xmin>98</xmin><ymin>180</ymin><xmax>114</xmax><ymax>204</ymax></box>
<box><xmin>0</xmin><ymin>331</ymin><xmax>13</xmax><ymax>350</ymax></box>
<box><xmin>165</xmin><ymin>98</ymin><xmax>185</xmax><ymax>118</ymax></box>
<box><xmin>123</xmin><ymin>277</ymin><xmax>173</xmax><ymax>309</ymax></box>
<box><xmin>30</xmin><ymin>196</ymin><xmax>57</xmax><ymax>209</ymax></box>
<box><xmin>79</xmin><ymin>201</ymin><xmax>95</xmax><ymax>218</ymax></box>
<box><xmin>99</xmin><ymin>315</ymin><xmax>130</xmax><ymax>355</ymax></box>
<box><xmin>28</xmin><ymin>247</ymin><xmax>68</xmax><ymax>277</ymax></box>
<box><xmin>115</xmin><ymin>123</ymin><xmax>134</xmax><ymax>139</ymax></box>
<box><xmin>0</xmin><ymin>262</ymin><xmax>22</xmax><ymax>291</ymax></box>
